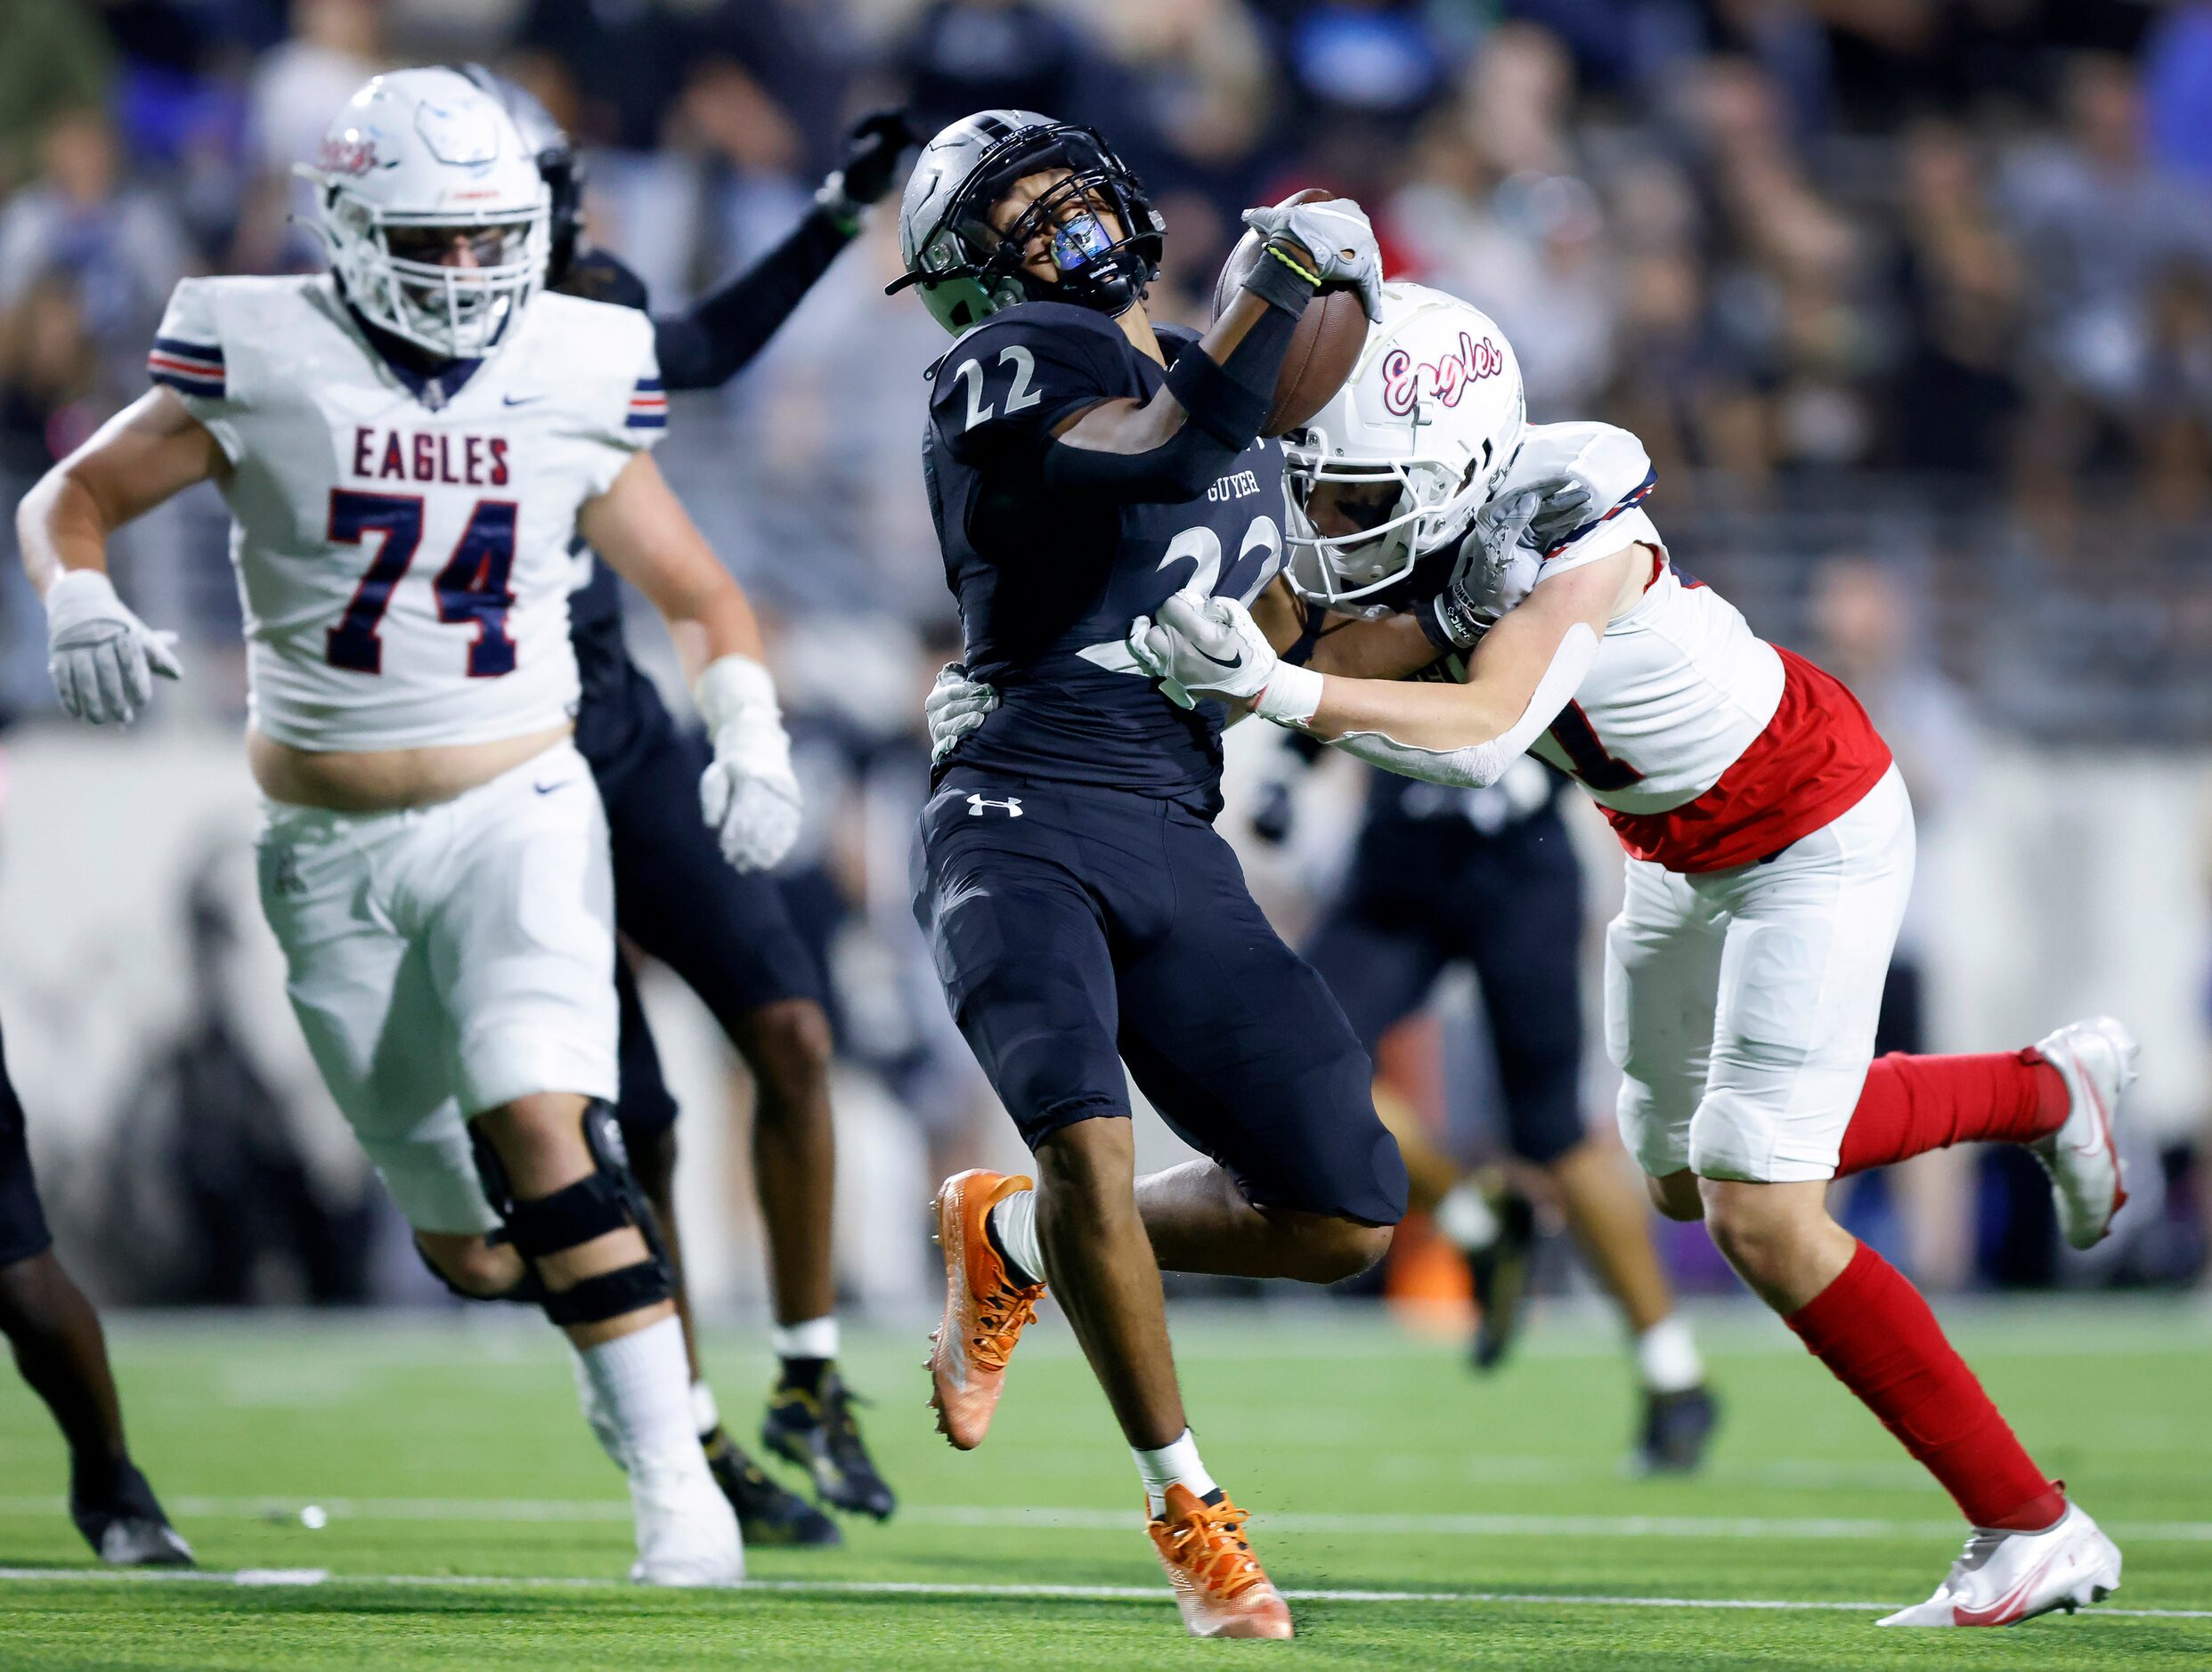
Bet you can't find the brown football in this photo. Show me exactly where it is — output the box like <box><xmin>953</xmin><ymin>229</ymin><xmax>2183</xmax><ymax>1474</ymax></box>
<box><xmin>1210</xmin><ymin>188</ymin><xmax>1370</xmax><ymax>436</ymax></box>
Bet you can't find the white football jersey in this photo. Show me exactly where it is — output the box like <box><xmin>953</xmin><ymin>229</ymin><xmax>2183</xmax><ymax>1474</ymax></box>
<box><xmin>1484</xmin><ymin>422</ymin><xmax>1891</xmax><ymax>872</ymax></box>
<box><xmin>150</xmin><ymin>274</ymin><xmax>665</xmax><ymax>751</ymax></box>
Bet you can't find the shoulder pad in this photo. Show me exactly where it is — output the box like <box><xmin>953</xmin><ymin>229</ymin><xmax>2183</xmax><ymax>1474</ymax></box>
<box><xmin>1514</xmin><ymin>421</ymin><xmax>1655</xmax><ymax>516</ymax></box>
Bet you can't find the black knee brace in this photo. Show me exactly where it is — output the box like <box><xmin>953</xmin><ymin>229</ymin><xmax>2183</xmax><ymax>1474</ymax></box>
<box><xmin>472</xmin><ymin>1101</ymin><xmax>676</xmax><ymax>1327</ymax></box>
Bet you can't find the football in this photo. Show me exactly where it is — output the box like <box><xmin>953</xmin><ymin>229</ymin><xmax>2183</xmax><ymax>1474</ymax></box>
<box><xmin>1210</xmin><ymin>189</ymin><xmax>1370</xmax><ymax>436</ymax></box>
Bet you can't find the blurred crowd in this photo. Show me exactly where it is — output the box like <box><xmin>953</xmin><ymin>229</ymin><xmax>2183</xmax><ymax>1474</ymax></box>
<box><xmin>4</xmin><ymin>2</ymin><xmax>2212</xmax><ymax>516</ymax></box>
<box><xmin>0</xmin><ymin>1</ymin><xmax>2208</xmax><ymax>1304</ymax></box>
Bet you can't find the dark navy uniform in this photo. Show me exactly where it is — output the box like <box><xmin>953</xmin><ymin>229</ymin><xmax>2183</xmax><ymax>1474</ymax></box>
<box><xmin>557</xmin><ymin>239</ymin><xmax>841</xmax><ymax>1142</ymax></box>
<box><xmin>0</xmin><ymin>1021</ymin><xmax>54</xmax><ymax>1268</ymax></box>
<box><xmin>913</xmin><ymin>302</ymin><xmax>1404</xmax><ymax>1225</ymax></box>
<box><xmin>1303</xmin><ymin>759</ymin><xmax>1589</xmax><ymax>1165</ymax></box>
<box><xmin>569</xmin><ymin>554</ymin><xmax>827</xmax><ymax>1140</ymax></box>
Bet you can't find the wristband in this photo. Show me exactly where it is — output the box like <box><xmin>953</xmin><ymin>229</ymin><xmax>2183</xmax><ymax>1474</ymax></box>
<box><xmin>1253</xmin><ymin>661</ymin><xmax>1323</xmax><ymax>726</ymax></box>
<box><xmin>1237</xmin><ymin>238</ymin><xmax>1322</xmax><ymax>317</ymax></box>
<box><xmin>695</xmin><ymin>652</ymin><xmax>780</xmax><ymax>736</ymax></box>
<box><xmin>1424</xmin><ymin>591</ymin><xmax>1485</xmax><ymax>652</ymax></box>
<box><xmin>1166</xmin><ymin>340</ymin><xmax>1271</xmax><ymax>449</ymax></box>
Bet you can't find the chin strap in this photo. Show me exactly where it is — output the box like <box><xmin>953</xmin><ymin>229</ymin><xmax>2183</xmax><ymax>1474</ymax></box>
<box><xmin>1327</xmin><ymin>621</ymin><xmax>1598</xmax><ymax>788</ymax></box>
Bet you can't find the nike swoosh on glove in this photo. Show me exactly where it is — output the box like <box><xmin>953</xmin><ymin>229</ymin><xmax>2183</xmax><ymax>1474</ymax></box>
<box><xmin>45</xmin><ymin>570</ymin><xmax>183</xmax><ymax>726</ymax></box>
<box><xmin>1128</xmin><ymin>588</ymin><xmax>1268</xmax><ymax>708</ymax></box>
<box><xmin>695</xmin><ymin>654</ymin><xmax>802</xmax><ymax>873</ymax></box>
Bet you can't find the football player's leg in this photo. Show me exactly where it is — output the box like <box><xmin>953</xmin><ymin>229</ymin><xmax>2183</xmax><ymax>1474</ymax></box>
<box><xmin>1603</xmin><ymin>854</ymin><xmax>1724</xmax><ymax>1223</ymax></box>
<box><xmin>1300</xmin><ymin>900</ymin><xmax>1460</xmax><ymax>1207</ymax></box>
<box><xmin>1836</xmin><ymin>1023</ymin><xmax>2135</xmax><ymax>1253</ymax></box>
<box><xmin>914</xmin><ymin>780</ymin><xmax>1187</xmax><ymax>1453</ymax></box>
<box><xmin>0</xmin><ymin>1024</ymin><xmax>190</xmax><ymax>1566</ymax></box>
<box><xmin>606</xmin><ymin>954</ymin><xmax>836</xmax><ymax>1545</ymax></box>
<box><xmin>426</xmin><ymin>746</ymin><xmax>737</xmax><ymax>1586</ymax></box>
<box><xmin>1691</xmin><ymin>773</ymin><xmax>2108</xmax><ymax>1619</ymax></box>
<box><xmin>1474</xmin><ymin>832</ymin><xmax>1710</xmax><ymax>1449</ymax></box>
<box><xmin>602</xmin><ymin>727</ymin><xmax>886</xmax><ymax>1512</ymax></box>
<box><xmin>1117</xmin><ymin>813</ymin><xmax>1405</xmax><ymax>1283</ymax></box>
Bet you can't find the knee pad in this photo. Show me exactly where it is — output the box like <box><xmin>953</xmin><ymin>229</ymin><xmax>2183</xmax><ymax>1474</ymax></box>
<box><xmin>472</xmin><ymin>1101</ymin><xmax>675</xmax><ymax>1327</ymax></box>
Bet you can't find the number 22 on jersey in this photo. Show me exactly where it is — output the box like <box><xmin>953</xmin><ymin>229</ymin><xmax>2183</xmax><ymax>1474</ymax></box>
<box><xmin>324</xmin><ymin>488</ymin><xmax>518</xmax><ymax>677</ymax></box>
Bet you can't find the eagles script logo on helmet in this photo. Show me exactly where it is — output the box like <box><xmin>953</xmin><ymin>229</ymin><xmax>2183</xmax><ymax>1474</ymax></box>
<box><xmin>1281</xmin><ymin>282</ymin><xmax>1528</xmax><ymax>611</ymax></box>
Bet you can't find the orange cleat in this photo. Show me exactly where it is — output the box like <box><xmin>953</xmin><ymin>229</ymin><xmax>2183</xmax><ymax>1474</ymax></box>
<box><xmin>1147</xmin><ymin>1484</ymin><xmax>1293</xmax><ymax>1639</ymax></box>
<box><xmin>926</xmin><ymin>1169</ymin><xmax>1045</xmax><ymax>1450</ymax></box>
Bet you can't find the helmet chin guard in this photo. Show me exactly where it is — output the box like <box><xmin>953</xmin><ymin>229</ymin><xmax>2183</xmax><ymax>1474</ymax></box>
<box><xmin>302</xmin><ymin>67</ymin><xmax>550</xmax><ymax>361</ymax></box>
<box><xmin>1283</xmin><ymin>283</ymin><xmax>1527</xmax><ymax>613</ymax></box>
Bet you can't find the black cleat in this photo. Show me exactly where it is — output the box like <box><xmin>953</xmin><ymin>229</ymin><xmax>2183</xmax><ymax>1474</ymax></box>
<box><xmin>1632</xmin><ymin>1384</ymin><xmax>1719</xmax><ymax>1475</ymax></box>
<box><xmin>70</xmin><ymin>1460</ymin><xmax>193</xmax><ymax>1567</ymax></box>
<box><xmin>762</xmin><ymin>1372</ymin><xmax>897</xmax><ymax>1520</ymax></box>
<box><xmin>1467</xmin><ymin>1188</ymin><xmax>1538</xmax><ymax>1374</ymax></box>
<box><xmin>704</xmin><ymin>1433</ymin><xmax>841</xmax><ymax>1546</ymax></box>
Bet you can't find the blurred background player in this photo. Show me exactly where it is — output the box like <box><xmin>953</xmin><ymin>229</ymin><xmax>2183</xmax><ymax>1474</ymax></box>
<box><xmin>1262</xmin><ymin>733</ymin><xmax>1715</xmax><ymax>1471</ymax></box>
<box><xmin>896</xmin><ymin>110</ymin><xmax>1403</xmax><ymax>1639</ymax></box>
<box><xmin>458</xmin><ymin>65</ymin><xmax>915</xmax><ymax>1547</ymax></box>
<box><xmin>0</xmin><ymin>1014</ymin><xmax>190</xmax><ymax>1566</ymax></box>
<box><xmin>17</xmin><ymin>67</ymin><xmax>808</xmax><ymax>1587</ymax></box>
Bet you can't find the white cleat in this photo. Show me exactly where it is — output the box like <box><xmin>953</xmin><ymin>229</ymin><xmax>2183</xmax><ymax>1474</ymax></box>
<box><xmin>2029</xmin><ymin>1017</ymin><xmax>2136</xmax><ymax>1249</ymax></box>
<box><xmin>1879</xmin><ymin>1502</ymin><xmax>2121</xmax><ymax>1627</ymax></box>
<box><xmin>627</xmin><ymin>1453</ymin><xmax>744</xmax><ymax>1587</ymax></box>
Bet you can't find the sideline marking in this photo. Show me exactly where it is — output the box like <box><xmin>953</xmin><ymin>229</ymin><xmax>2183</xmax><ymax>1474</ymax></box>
<box><xmin>0</xmin><ymin>1565</ymin><xmax>2202</xmax><ymax>1619</ymax></box>
<box><xmin>4</xmin><ymin>1496</ymin><xmax>2208</xmax><ymax>1543</ymax></box>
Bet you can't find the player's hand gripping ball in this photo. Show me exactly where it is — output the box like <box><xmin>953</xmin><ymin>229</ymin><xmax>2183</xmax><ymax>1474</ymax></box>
<box><xmin>1212</xmin><ymin>190</ymin><xmax>1374</xmax><ymax>435</ymax></box>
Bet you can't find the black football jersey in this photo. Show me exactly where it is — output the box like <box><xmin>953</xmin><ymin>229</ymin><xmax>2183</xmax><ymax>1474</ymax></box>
<box><xmin>923</xmin><ymin>300</ymin><xmax>1286</xmax><ymax>812</ymax></box>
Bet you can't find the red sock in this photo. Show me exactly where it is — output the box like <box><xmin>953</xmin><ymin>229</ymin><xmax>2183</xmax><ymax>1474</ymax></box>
<box><xmin>1834</xmin><ymin>1050</ymin><xmax>2068</xmax><ymax>1177</ymax></box>
<box><xmin>1785</xmin><ymin>1242</ymin><xmax>2063</xmax><ymax>1531</ymax></box>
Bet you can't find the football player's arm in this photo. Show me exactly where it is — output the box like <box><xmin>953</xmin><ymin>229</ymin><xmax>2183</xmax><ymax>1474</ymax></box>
<box><xmin>1038</xmin><ymin>199</ymin><xmax>1386</xmax><ymax>500</ymax></box>
<box><xmin>1250</xmin><ymin>574</ymin><xmax>1448</xmax><ymax>679</ymax></box>
<box><xmin>1303</xmin><ymin>550</ymin><xmax>1638</xmax><ymax>772</ymax></box>
<box><xmin>651</xmin><ymin>110</ymin><xmax>916</xmax><ymax>391</ymax></box>
<box><xmin>1037</xmin><ymin>281</ymin><xmax>1314</xmax><ymax>503</ymax></box>
<box><xmin>580</xmin><ymin>452</ymin><xmax>799</xmax><ymax>873</ymax></box>
<box><xmin>577</xmin><ymin>451</ymin><xmax>765</xmax><ymax>672</ymax></box>
<box><xmin>16</xmin><ymin>388</ymin><xmax>224</xmax><ymax>724</ymax></box>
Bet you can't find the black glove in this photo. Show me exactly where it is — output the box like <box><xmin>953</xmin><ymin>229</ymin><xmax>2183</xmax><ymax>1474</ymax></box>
<box><xmin>823</xmin><ymin>108</ymin><xmax>923</xmax><ymax>216</ymax></box>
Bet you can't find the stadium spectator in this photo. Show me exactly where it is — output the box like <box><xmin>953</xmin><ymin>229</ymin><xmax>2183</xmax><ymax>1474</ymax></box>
<box><xmin>0</xmin><ymin>109</ymin><xmax>188</xmax><ymax>397</ymax></box>
<box><xmin>0</xmin><ymin>0</ymin><xmax>114</xmax><ymax>199</ymax></box>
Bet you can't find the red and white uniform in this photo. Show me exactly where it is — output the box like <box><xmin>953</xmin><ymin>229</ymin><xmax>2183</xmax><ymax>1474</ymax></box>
<box><xmin>1510</xmin><ymin>422</ymin><xmax>1913</xmax><ymax>1183</ymax></box>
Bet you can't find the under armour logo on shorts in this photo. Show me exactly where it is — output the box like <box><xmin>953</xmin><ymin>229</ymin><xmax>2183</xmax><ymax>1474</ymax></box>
<box><xmin>966</xmin><ymin>793</ymin><xmax>1022</xmax><ymax>818</ymax></box>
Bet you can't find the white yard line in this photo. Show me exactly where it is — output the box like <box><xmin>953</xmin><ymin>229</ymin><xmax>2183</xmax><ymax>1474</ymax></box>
<box><xmin>3</xmin><ymin>1495</ymin><xmax>2209</xmax><ymax>1543</ymax></box>
<box><xmin>0</xmin><ymin>1564</ymin><xmax>2203</xmax><ymax>1619</ymax></box>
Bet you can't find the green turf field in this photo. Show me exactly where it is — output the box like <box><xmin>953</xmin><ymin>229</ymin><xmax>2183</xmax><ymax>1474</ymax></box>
<box><xmin>0</xmin><ymin>1301</ymin><xmax>2206</xmax><ymax>1668</ymax></box>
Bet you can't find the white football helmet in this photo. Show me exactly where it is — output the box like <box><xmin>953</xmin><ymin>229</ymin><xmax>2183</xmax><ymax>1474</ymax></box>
<box><xmin>301</xmin><ymin>67</ymin><xmax>550</xmax><ymax>360</ymax></box>
<box><xmin>1283</xmin><ymin>282</ymin><xmax>1526</xmax><ymax>611</ymax></box>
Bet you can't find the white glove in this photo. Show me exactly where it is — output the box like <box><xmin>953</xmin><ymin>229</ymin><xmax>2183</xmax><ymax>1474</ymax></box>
<box><xmin>923</xmin><ymin>662</ymin><xmax>997</xmax><ymax>765</ymax></box>
<box><xmin>1239</xmin><ymin>197</ymin><xmax>1385</xmax><ymax>321</ymax></box>
<box><xmin>44</xmin><ymin>570</ymin><xmax>183</xmax><ymax>726</ymax></box>
<box><xmin>1127</xmin><ymin>590</ymin><xmax>1322</xmax><ymax>726</ymax></box>
<box><xmin>695</xmin><ymin>654</ymin><xmax>801</xmax><ymax>874</ymax></box>
<box><xmin>1428</xmin><ymin>475</ymin><xmax>1588</xmax><ymax>649</ymax></box>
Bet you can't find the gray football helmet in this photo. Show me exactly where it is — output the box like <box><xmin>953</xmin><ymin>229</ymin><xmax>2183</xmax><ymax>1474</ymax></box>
<box><xmin>889</xmin><ymin>110</ymin><xmax>1165</xmax><ymax>336</ymax></box>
